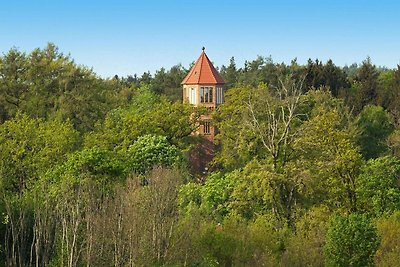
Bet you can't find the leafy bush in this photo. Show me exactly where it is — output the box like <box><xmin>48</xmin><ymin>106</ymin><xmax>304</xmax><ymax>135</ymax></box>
<box><xmin>127</xmin><ymin>134</ymin><xmax>183</xmax><ymax>174</ymax></box>
<box><xmin>324</xmin><ymin>213</ymin><xmax>379</xmax><ymax>267</ymax></box>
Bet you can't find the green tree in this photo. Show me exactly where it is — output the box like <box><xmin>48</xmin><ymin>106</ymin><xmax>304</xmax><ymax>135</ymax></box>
<box><xmin>357</xmin><ymin>105</ymin><xmax>394</xmax><ymax>159</ymax></box>
<box><xmin>213</xmin><ymin>85</ymin><xmax>259</xmax><ymax>170</ymax></box>
<box><xmin>324</xmin><ymin>213</ymin><xmax>379</xmax><ymax>267</ymax></box>
<box><xmin>0</xmin><ymin>43</ymin><xmax>123</xmax><ymax>132</ymax></box>
<box><xmin>354</xmin><ymin>58</ymin><xmax>379</xmax><ymax>113</ymax></box>
<box><xmin>0</xmin><ymin>48</ymin><xmax>28</xmax><ymax>123</ymax></box>
<box><xmin>85</xmin><ymin>87</ymin><xmax>199</xmax><ymax>152</ymax></box>
<box><xmin>220</xmin><ymin>56</ymin><xmax>238</xmax><ymax>88</ymax></box>
<box><xmin>127</xmin><ymin>134</ymin><xmax>184</xmax><ymax>174</ymax></box>
<box><xmin>214</xmin><ymin>76</ymin><xmax>307</xmax><ymax>226</ymax></box>
<box><xmin>179</xmin><ymin>172</ymin><xmax>236</xmax><ymax>221</ymax></box>
<box><xmin>357</xmin><ymin>156</ymin><xmax>400</xmax><ymax>216</ymax></box>
<box><xmin>43</xmin><ymin>147</ymin><xmax>126</xmax><ymax>267</ymax></box>
<box><xmin>295</xmin><ymin>101</ymin><xmax>362</xmax><ymax>212</ymax></box>
<box><xmin>389</xmin><ymin>65</ymin><xmax>400</xmax><ymax>124</ymax></box>
<box><xmin>323</xmin><ymin>59</ymin><xmax>350</xmax><ymax>97</ymax></box>
<box><xmin>150</xmin><ymin>64</ymin><xmax>187</xmax><ymax>101</ymax></box>
<box><xmin>0</xmin><ymin>113</ymin><xmax>79</xmax><ymax>193</ymax></box>
<box><xmin>304</xmin><ymin>59</ymin><xmax>325</xmax><ymax>92</ymax></box>
<box><xmin>179</xmin><ymin>161</ymin><xmax>274</xmax><ymax>221</ymax></box>
<box><xmin>375</xmin><ymin>211</ymin><xmax>400</xmax><ymax>266</ymax></box>
<box><xmin>0</xmin><ymin>113</ymin><xmax>79</xmax><ymax>266</ymax></box>
<box><xmin>282</xmin><ymin>206</ymin><xmax>330</xmax><ymax>267</ymax></box>
<box><xmin>376</xmin><ymin>70</ymin><xmax>395</xmax><ymax>109</ymax></box>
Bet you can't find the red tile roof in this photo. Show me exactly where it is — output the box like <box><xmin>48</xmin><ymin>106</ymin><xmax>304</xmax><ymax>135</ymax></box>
<box><xmin>181</xmin><ymin>50</ymin><xmax>225</xmax><ymax>85</ymax></box>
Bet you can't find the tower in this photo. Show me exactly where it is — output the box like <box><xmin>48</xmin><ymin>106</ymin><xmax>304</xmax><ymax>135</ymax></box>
<box><xmin>181</xmin><ymin>48</ymin><xmax>225</xmax><ymax>174</ymax></box>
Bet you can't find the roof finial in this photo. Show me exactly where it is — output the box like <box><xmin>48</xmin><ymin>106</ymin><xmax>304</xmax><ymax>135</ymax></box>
<box><xmin>202</xmin><ymin>46</ymin><xmax>205</xmax><ymax>52</ymax></box>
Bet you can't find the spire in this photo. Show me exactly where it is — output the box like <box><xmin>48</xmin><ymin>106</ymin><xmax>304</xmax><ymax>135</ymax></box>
<box><xmin>181</xmin><ymin>50</ymin><xmax>225</xmax><ymax>85</ymax></box>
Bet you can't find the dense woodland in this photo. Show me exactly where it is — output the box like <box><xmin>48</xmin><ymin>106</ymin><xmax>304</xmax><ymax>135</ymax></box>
<box><xmin>1</xmin><ymin>43</ymin><xmax>400</xmax><ymax>266</ymax></box>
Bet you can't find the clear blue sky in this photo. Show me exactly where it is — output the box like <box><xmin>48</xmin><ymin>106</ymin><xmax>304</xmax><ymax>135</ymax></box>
<box><xmin>1</xmin><ymin>0</ymin><xmax>399</xmax><ymax>78</ymax></box>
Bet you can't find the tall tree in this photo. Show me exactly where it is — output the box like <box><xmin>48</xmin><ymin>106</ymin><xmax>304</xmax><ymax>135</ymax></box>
<box><xmin>220</xmin><ymin>57</ymin><xmax>238</xmax><ymax>89</ymax></box>
<box><xmin>324</xmin><ymin>213</ymin><xmax>379</xmax><ymax>267</ymax></box>
<box><xmin>294</xmin><ymin>93</ymin><xmax>362</xmax><ymax>212</ymax></box>
<box><xmin>215</xmin><ymin>75</ymin><xmax>306</xmax><ymax>226</ymax></box>
<box><xmin>356</xmin><ymin>105</ymin><xmax>394</xmax><ymax>159</ymax></box>
<box><xmin>84</xmin><ymin>87</ymin><xmax>199</xmax><ymax>152</ymax></box>
<box><xmin>388</xmin><ymin>65</ymin><xmax>400</xmax><ymax>124</ymax></box>
<box><xmin>0</xmin><ymin>48</ymin><xmax>28</xmax><ymax>122</ymax></box>
<box><xmin>0</xmin><ymin>43</ymin><xmax>122</xmax><ymax>132</ymax></box>
<box><xmin>0</xmin><ymin>113</ymin><xmax>79</xmax><ymax>266</ymax></box>
<box><xmin>354</xmin><ymin>58</ymin><xmax>379</xmax><ymax>113</ymax></box>
<box><xmin>323</xmin><ymin>59</ymin><xmax>350</xmax><ymax>97</ymax></box>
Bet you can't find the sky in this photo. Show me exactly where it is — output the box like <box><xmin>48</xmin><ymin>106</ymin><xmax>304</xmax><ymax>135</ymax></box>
<box><xmin>1</xmin><ymin>0</ymin><xmax>400</xmax><ymax>78</ymax></box>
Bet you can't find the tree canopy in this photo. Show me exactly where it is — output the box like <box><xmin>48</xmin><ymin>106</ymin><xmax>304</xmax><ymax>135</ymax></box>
<box><xmin>1</xmin><ymin>44</ymin><xmax>400</xmax><ymax>266</ymax></box>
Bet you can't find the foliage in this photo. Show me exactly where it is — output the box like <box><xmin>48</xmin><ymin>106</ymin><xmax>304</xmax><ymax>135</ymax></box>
<box><xmin>304</xmin><ymin>59</ymin><xmax>349</xmax><ymax>96</ymax></box>
<box><xmin>282</xmin><ymin>206</ymin><xmax>330</xmax><ymax>267</ymax></box>
<box><xmin>294</xmin><ymin>103</ymin><xmax>362</xmax><ymax>212</ymax></box>
<box><xmin>324</xmin><ymin>213</ymin><xmax>379</xmax><ymax>267</ymax></box>
<box><xmin>213</xmin><ymin>85</ymin><xmax>261</xmax><ymax>169</ymax></box>
<box><xmin>149</xmin><ymin>64</ymin><xmax>188</xmax><ymax>101</ymax></box>
<box><xmin>2</xmin><ymin>44</ymin><xmax>400</xmax><ymax>265</ymax></box>
<box><xmin>179</xmin><ymin>161</ymin><xmax>274</xmax><ymax>222</ymax></box>
<box><xmin>127</xmin><ymin>134</ymin><xmax>184</xmax><ymax>174</ymax></box>
<box><xmin>374</xmin><ymin>211</ymin><xmax>400</xmax><ymax>266</ymax></box>
<box><xmin>357</xmin><ymin>156</ymin><xmax>400</xmax><ymax>216</ymax></box>
<box><xmin>84</xmin><ymin>87</ymin><xmax>199</xmax><ymax>152</ymax></box>
<box><xmin>357</xmin><ymin>105</ymin><xmax>394</xmax><ymax>159</ymax></box>
<box><xmin>0</xmin><ymin>113</ymin><xmax>79</xmax><ymax>266</ymax></box>
<box><xmin>47</xmin><ymin>147</ymin><xmax>126</xmax><ymax>188</ymax></box>
<box><xmin>0</xmin><ymin>43</ymin><xmax>123</xmax><ymax>132</ymax></box>
<box><xmin>353</xmin><ymin>58</ymin><xmax>379</xmax><ymax>113</ymax></box>
<box><xmin>0</xmin><ymin>113</ymin><xmax>79</xmax><ymax>193</ymax></box>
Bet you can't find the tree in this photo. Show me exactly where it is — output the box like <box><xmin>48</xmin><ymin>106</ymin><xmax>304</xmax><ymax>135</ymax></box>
<box><xmin>0</xmin><ymin>113</ymin><xmax>79</xmax><ymax>266</ymax></box>
<box><xmin>375</xmin><ymin>211</ymin><xmax>400</xmax><ymax>266</ymax></box>
<box><xmin>220</xmin><ymin>57</ymin><xmax>238</xmax><ymax>89</ymax></box>
<box><xmin>0</xmin><ymin>43</ymin><xmax>123</xmax><ymax>132</ymax></box>
<box><xmin>294</xmin><ymin>95</ymin><xmax>362</xmax><ymax>212</ymax></box>
<box><xmin>376</xmin><ymin>70</ymin><xmax>395</xmax><ymax>109</ymax></box>
<box><xmin>357</xmin><ymin>105</ymin><xmax>394</xmax><ymax>159</ymax></box>
<box><xmin>0</xmin><ymin>48</ymin><xmax>28</xmax><ymax>123</ymax></box>
<box><xmin>150</xmin><ymin>64</ymin><xmax>187</xmax><ymax>101</ymax></box>
<box><xmin>213</xmin><ymin>85</ymin><xmax>263</xmax><ymax>170</ymax></box>
<box><xmin>244</xmin><ymin>76</ymin><xmax>304</xmax><ymax>171</ymax></box>
<box><xmin>357</xmin><ymin>156</ymin><xmax>400</xmax><ymax>216</ymax></box>
<box><xmin>127</xmin><ymin>134</ymin><xmax>184</xmax><ymax>174</ymax></box>
<box><xmin>388</xmin><ymin>65</ymin><xmax>400</xmax><ymax>124</ymax></box>
<box><xmin>237</xmin><ymin>56</ymin><xmax>266</xmax><ymax>87</ymax></box>
<box><xmin>304</xmin><ymin>59</ymin><xmax>325</xmax><ymax>92</ymax></box>
<box><xmin>0</xmin><ymin>113</ymin><xmax>79</xmax><ymax>193</ymax></box>
<box><xmin>324</xmin><ymin>213</ymin><xmax>379</xmax><ymax>267</ymax></box>
<box><xmin>44</xmin><ymin>148</ymin><xmax>126</xmax><ymax>267</ymax></box>
<box><xmin>244</xmin><ymin>76</ymin><xmax>308</xmax><ymax>226</ymax></box>
<box><xmin>215</xmin><ymin>75</ymin><xmax>306</xmax><ymax>226</ymax></box>
<box><xmin>354</xmin><ymin>58</ymin><xmax>379</xmax><ymax>113</ymax></box>
<box><xmin>282</xmin><ymin>206</ymin><xmax>330</xmax><ymax>267</ymax></box>
<box><xmin>323</xmin><ymin>59</ymin><xmax>350</xmax><ymax>97</ymax></box>
<box><xmin>84</xmin><ymin>87</ymin><xmax>199</xmax><ymax>152</ymax></box>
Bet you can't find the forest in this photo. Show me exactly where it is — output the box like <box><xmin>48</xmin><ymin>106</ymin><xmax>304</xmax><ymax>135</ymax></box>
<box><xmin>1</xmin><ymin>43</ymin><xmax>400</xmax><ymax>266</ymax></box>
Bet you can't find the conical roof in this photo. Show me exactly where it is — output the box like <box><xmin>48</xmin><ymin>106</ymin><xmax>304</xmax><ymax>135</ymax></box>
<box><xmin>181</xmin><ymin>50</ymin><xmax>225</xmax><ymax>85</ymax></box>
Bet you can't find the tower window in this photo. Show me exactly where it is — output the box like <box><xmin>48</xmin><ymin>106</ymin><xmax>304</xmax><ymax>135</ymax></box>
<box><xmin>200</xmin><ymin>87</ymin><xmax>213</xmax><ymax>103</ymax></box>
<box><xmin>203</xmin><ymin>121</ymin><xmax>211</xmax><ymax>135</ymax></box>
<box><xmin>216</xmin><ymin>86</ymin><xmax>224</xmax><ymax>104</ymax></box>
<box><xmin>189</xmin><ymin>87</ymin><xmax>196</xmax><ymax>104</ymax></box>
